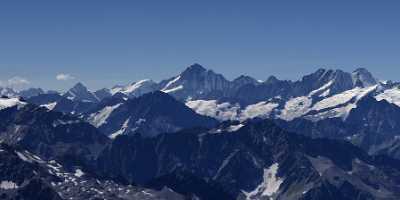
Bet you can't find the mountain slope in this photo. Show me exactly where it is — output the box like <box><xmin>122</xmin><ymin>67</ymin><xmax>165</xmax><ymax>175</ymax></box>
<box><xmin>26</xmin><ymin>83</ymin><xmax>99</xmax><ymax>115</ymax></box>
<box><xmin>0</xmin><ymin>103</ymin><xmax>109</xmax><ymax>171</ymax></box>
<box><xmin>0</xmin><ymin>143</ymin><xmax>186</xmax><ymax>200</ymax></box>
<box><xmin>274</xmin><ymin>96</ymin><xmax>400</xmax><ymax>160</ymax></box>
<box><xmin>85</xmin><ymin>91</ymin><xmax>218</xmax><ymax>138</ymax></box>
<box><xmin>0</xmin><ymin>144</ymin><xmax>62</xmax><ymax>200</ymax></box>
<box><xmin>111</xmin><ymin>79</ymin><xmax>159</xmax><ymax>98</ymax></box>
<box><xmin>96</xmin><ymin>119</ymin><xmax>400</xmax><ymax>200</ymax></box>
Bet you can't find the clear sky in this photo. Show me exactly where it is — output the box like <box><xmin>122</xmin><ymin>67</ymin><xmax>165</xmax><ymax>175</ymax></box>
<box><xmin>1</xmin><ymin>0</ymin><xmax>400</xmax><ymax>91</ymax></box>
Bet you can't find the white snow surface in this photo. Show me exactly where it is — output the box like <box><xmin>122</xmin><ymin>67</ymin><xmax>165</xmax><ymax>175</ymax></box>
<box><xmin>109</xmin><ymin>118</ymin><xmax>131</xmax><ymax>139</ymax></box>
<box><xmin>0</xmin><ymin>97</ymin><xmax>26</xmax><ymax>110</ymax></box>
<box><xmin>161</xmin><ymin>76</ymin><xmax>181</xmax><ymax>91</ymax></box>
<box><xmin>312</xmin><ymin>86</ymin><xmax>376</xmax><ymax>111</ymax></box>
<box><xmin>74</xmin><ymin>169</ymin><xmax>84</xmax><ymax>177</ymax></box>
<box><xmin>375</xmin><ymin>87</ymin><xmax>400</xmax><ymax>107</ymax></box>
<box><xmin>111</xmin><ymin>79</ymin><xmax>157</xmax><ymax>97</ymax></box>
<box><xmin>306</xmin><ymin>86</ymin><xmax>377</xmax><ymax>120</ymax></box>
<box><xmin>187</xmin><ymin>85</ymin><xmax>378</xmax><ymax>122</ymax></box>
<box><xmin>309</xmin><ymin>81</ymin><xmax>333</xmax><ymax>97</ymax></box>
<box><xmin>186</xmin><ymin>100</ymin><xmax>240</xmax><ymax>121</ymax></box>
<box><xmin>15</xmin><ymin>150</ymin><xmax>45</xmax><ymax>164</ymax></box>
<box><xmin>162</xmin><ymin>85</ymin><xmax>183</xmax><ymax>93</ymax></box>
<box><xmin>240</xmin><ymin>101</ymin><xmax>279</xmax><ymax>120</ymax></box>
<box><xmin>41</xmin><ymin>102</ymin><xmax>57</xmax><ymax>110</ymax></box>
<box><xmin>123</xmin><ymin>79</ymin><xmax>151</xmax><ymax>94</ymax></box>
<box><xmin>279</xmin><ymin>85</ymin><xmax>377</xmax><ymax>121</ymax></box>
<box><xmin>319</xmin><ymin>89</ymin><xmax>331</xmax><ymax>97</ymax></box>
<box><xmin>187</xmin><ymin>99</ymin><xmax>278</xmax><ymax>121</ymax></box>
<box><xmin>0</xmin><ymin>181</ymin><xmax>19</xmax><ymax>190</ymax></box>
<box><xmin>88</xmin><ymin>103</ymin><xmax>122</xmax><ymax>127</ymax></box>
<box><xmin>243</xmin><ymin>163</ymin><xmax>283</xmax><ymax>199</ymax></box>
<box><xmin>16</xmin><ymin>151</ymin><xmax>33</xmax><ymax>163</ymax></box>
<box><xmin>279</xmin><ymin>96</ymin><xmax>312</xmax><ymax>121</ymax></box>
<box><xmin>226</xmin><ymin>124</ymin><xmax>244</xmax><ymax>132</ymax></box>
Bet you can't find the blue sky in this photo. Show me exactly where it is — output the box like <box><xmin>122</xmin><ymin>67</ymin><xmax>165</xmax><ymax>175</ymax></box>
<box><xmin>0</xmin><ymin>1</ymin><xmax>400</xmax><ymax>91</ymax></box>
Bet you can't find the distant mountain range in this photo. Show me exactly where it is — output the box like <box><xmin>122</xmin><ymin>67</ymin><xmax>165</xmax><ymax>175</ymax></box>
<box><xmin>19</xmin><ymin>64</ymin><xmax>400</xmax><ymax>160</ymax></box>
<box><xmin>19</xmin><ymin>64</ymin><xmax>395</xmax><ymax>121</ymax></box>
<box><xmin>2</xmin><ymin>64</ymin><xmax>400</xmax><ymax>199</ymax></box>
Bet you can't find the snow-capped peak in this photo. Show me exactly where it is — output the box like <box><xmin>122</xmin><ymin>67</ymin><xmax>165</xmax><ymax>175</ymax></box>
<box><xmin>111</xmin><ymin>79</ymin><xmax>158</xmax><ymax>98</ymax></box>
<box><xmin>64</xmin><ymin>82</ymin><xmax>99</xmax><ymax>102</ymax></box>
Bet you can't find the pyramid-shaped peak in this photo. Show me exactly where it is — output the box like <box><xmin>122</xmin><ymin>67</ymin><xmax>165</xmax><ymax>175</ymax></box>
<box><xmin>233</xmin><ymin>75</ymin><xmax>257</xmax><ymax>82</ymax></box>
<box><xmin>71</xmin><ymin>82</ymin><xmax>88</xmax><ymax>91</ymax></box>
<box><xmin>64</xmin><ymin>82</ymin><xmax>99</xmax><ymax>102</ymax></box>
<box><xmin>182</xmin><ymin>63</ymin><xmax>207</xmax><ymax>74</ymax></box>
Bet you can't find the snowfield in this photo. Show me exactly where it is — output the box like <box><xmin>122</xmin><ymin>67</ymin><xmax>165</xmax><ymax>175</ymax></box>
<box><xmin>376</xmin><ymin>87</ymin><xmax>400</xmax><ymax>106</ymax></box>
<box><xmin>0</xmin><ymin>181</ymin><xmax>19</xmax><ymax>190</ymax></box>
<box><xmin>243</xmin><ymin>163</ymin><xmax>283</xmax><ymax>200</ymax></box>
<box><xmin>88</xmin><ymin>103</ymin><xmax>122</xmax><ymax>127</ymax></box>
<box><xmin>187</xmin><ymin>85</ymin><xmax>380</xmax><ymax>122</ymax></box>
<box><xmin>186</xmin><ymin>100</ymin><xmax>240</xmax><ymax>121</ymax></box>
<box><xmin>0</xmin><ymin>97</ymin><xmax>26</xmax><ymax>110</ymax></box>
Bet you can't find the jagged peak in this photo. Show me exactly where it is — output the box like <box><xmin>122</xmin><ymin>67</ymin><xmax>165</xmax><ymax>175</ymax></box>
<box><xmin>265</xmin><ymin>75</ymin><xmax>280</xmax><ymax>84</ymax></box>
<box><xmin>303</xmin><ymin>68</ymin><xmax>351</xmax><ymax>83</ymax></box>
<box><xmin>233</xmin><ymin>75</ymin><xmax>258</xmax><ymax>83</ymax></box>
<box><xmin>70</xmin><ymin>82</ymin><xmax>89</xmax><ymax>91</ymax></box>
<box><xmin>175</xmin><ymin>63</ymin><xmax>228</xmax><ymax>83</ymax></box>
<box><xmin>63</xmin><ymin>82</ymin><xmax>100</xmax><ymax>102</ymax></box>
<box><xmin>315</xmin><ymin>68</ymin><xmax>328</xmax><ymax>74</ymax></box>
<box><xmin>351</xmin><ymin>67</ymin><xmax>377</xmax><ymax>87</ymax></box>
<box><xmin>353</xmin><ymin>67</ymin><xmax>370</xmax><ymax>74</ymax></box>
<box><xmin>182</xmin><ymin>63</ymin><xmax>207</xmax><ymax>74</ymax></box>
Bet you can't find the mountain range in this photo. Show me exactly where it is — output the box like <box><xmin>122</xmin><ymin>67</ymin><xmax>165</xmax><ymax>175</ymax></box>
<box><xmin>2</xmin><ymin>64</ymin><xmax>400</xmax><ymax>199</ymax></box>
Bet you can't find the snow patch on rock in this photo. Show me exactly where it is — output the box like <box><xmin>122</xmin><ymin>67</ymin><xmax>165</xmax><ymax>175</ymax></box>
<box><xmin>74</xmin><ymin>169</ymin><xmax>84</xmax><ymax>177</ymax></box>
<box><xmin>243</xmin><ymin>163</ymin><xmax>283</xmax><ymax>200</ymax></box>
<box><xmin>376</xmin><ymin>87</ymin><xmax>400</xmax><ymax>107</ymax></box>
<box><xmin>0</xmin><ymin>97</ymin><xmax>26</xmax><ymax>110</ymax></box>
<box><xmin>226</xmin><ymin>124</ymin><xmax>244</xmax><ymax>132</ymax></box>
<box><xmin>112</xmin><ymin>79</ymin><xmax>157</xmax><ymax>97</ymax></box>
<box><xmin>41</xmin><ymin>102</ymin><xmax>57</xmax><ymax>110</ymax></box>
<box><xmin>89</xmin><ymin>103</ymin><xmax>122</xmax><ymax>127</ymax></box>
<box><xmin>0</xmin><ymin>181</ymin><xmax>19</xmax><ymax>190</ymax></box>
<box><xmin>109</xmin><ymin>118</ymin><xmax>131</xmax><ymax>139</ymax></box>
<box><xmin>186</xmin><ymin>100</ymin><xmax>240</xmax><ymax>121</ymax></box>
<box><xmin>240</xmin><ymin>101</ymin><xmax>278</xmax><ymax>120</ymax></box>
<box><xmin>161</xmin><ymin>76</ymin><xmax>181</xmax><ymax>91</ymax></box>
<box><xmin>279</xmin><ymin>96</ymin><xmax>312</xmax><ymax>121</ymax></box>
<box><xmin>162</xmin><ymin>85</ymin><xmax>183</xmax><ymax>93</ymax></box>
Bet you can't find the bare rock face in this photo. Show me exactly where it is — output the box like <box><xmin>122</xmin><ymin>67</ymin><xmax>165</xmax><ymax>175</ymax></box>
<box><xmin>352</xmin><ymin>68</ymin><xmax>378</xmax><ymax>87</ymax></box>
<box><xmin>159</xmin><ymin>63</ymin><xmax>231</xmax><ymax>101</ymax></box>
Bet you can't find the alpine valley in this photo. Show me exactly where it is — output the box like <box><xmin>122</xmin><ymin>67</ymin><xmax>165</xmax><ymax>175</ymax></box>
<box><xmin>1</xmin><ymin>64</ymin><xmax>400</xmax><ymax>200</ymax></box>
